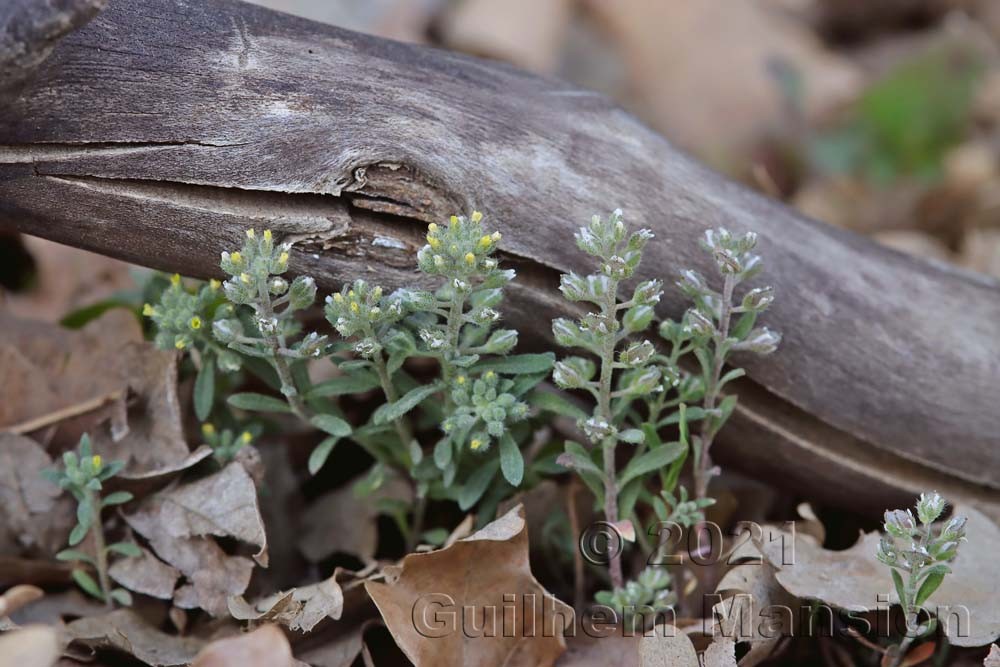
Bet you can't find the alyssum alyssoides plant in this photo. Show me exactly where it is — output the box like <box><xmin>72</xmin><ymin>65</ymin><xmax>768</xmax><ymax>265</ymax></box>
<box><xmin>670</xmin><ymin>228</ymin><xmax>781</xmax><ymax>502</ymax></box>
<box><xmin>323</xmin><ymin>213</ymin><xmax>551</xmax><ymax>522</ymax></box>
<box><xmin>42</xmin><ymin>434</ymin><xmax>141</xmax><ymax>607</ymax></box>
<box><xmin>551</xmin><ymin>209</ymin><xmax>684</xmax><ymax>607</ymax></box>
<box><xmin>878</xmin><ymin>492</ymin><xmax>967</xmax><ymax>667</ymax></box>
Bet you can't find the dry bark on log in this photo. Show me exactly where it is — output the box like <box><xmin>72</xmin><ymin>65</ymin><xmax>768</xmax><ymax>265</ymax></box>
<box><xmin>0</xmin><ymin>0</ymin><xmax>997</xmax><ymax>519</ymax></box>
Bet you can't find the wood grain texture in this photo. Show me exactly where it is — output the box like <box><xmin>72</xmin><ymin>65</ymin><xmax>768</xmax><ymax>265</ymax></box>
<box><xmin>0</xmin><ymin>0</ymin><xmax>997</xmax><ymax>517</ymax></box>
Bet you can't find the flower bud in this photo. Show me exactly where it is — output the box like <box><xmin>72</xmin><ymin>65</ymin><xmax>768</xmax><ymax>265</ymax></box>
<box><xmin>684</xmin><ymin>309</ymin><xmax>714</xmax><ymax>338</ymax></box>
<box><xmin>553</xmin><ymin>357</ymin><xmax>595</xmax><ymax>389</ymax></box>
<box><xmin>917</xmin><ymin>491</ymin><xmax>946</xmax><ymax>525</ymax></box>
<box><xmin>288</xmin><ymin>276</ymin><xmax>316</xmax><ymax>310</ymax></box>
<box><xmin>269</xmin><ymin>277</ymin><xmax>289</xmax><ymax>295</ymax></box>
<box><xmin>482</xmin><ymin>329</ymin><xmax>518</xmax><ymax>354</ymax></box>
<box><xmin>735</xmin><ymin>327</ymin><xmax>781</xmax><ymax>355</ymax></box>
<box><xmin>619</xmin><ymin>340</ymin><xmax>655</xmax><ymax>367</ymax></box>
<box><xmin>884</xmin><ymin>509</ymin><xmax>916</xmax><ymax>539</ymax></box>
<box><xmin>741</xmin><ymin>286</ymin><xmax>774</xmax><ymax>312</ymax></box>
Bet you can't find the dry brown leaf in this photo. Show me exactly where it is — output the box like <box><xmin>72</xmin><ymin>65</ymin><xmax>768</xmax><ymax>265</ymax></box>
<box><xmin>0</xmin><ymin>311</ymin><xmax>191</xmax><ymax>475</ymax></box>
<box><xmin>713</xmin><ymin>562</ymin><xmax>798</xmax><ymax>667</ymax></box>
<box><xmin>0</xmin><ymin>433</ymin><xmax>74</xmax><ymax>557</ymax></box>
<box><xmin>365</xmin><ymin>504</ymin><xmax>572</xmax><ymax>666</ymax></box>
<box><xmin>703</xmin><ymin>636</ymin><xmax>739</xmax><ymax>667</ymax></box>
<box><xmin>556</xmin><ymin>633</ymin><xmax>640</xmax><ymax>666</ymax></box>
<box><xmin>127</xmin><ymin>462</ymin><xmax>267</xmax><ymax>566</ymax></box>
<box><xmin>637</xmin><ymin>629</ymin><xmax>699</xmax><ymax>666</ymax></box>
<box><xmin>228</xmin><ymin>570</ymin><xmax>344</xmax><ymax>632</ymax></box>
<box><xmin>298</xmin><ymin>474</ymin><xmax>409</xmax><ymax>563</ymax></box>
<box><xmin>66</xmin><ymin>609</ymin><xmax>205</xmax><ymax>666</ymax></box>
<box><xmin>295</xmin><ymin>627</ymin><xmax>364</xmax><ymax>667</ymax></box>
<box><xmin>6</xmin><ymin>590</ymin><xmax>106</xmax><ymax>627</ymax></box>
<box><xmin>985</xmin><ymin>643</ymin><xmax>1000</xmax><ymax>667</ymax></box>
<box><xmin>759</xmin><ymin>504</ymin><xmax>1000</xmax><ymax>647</ymax></box>
<box><xmin>0</xmin><ymin>625</ymin><xmax>60</xmax><ymax>667</ymax></box>
<box><xmin>108</xmin><ymin>546</ymin><xmax>181</xmax><ymax>600</ymax></box>
<box><xmin>190</xmin><ymin>625</ymin><xmax>295</xmax><ymax>667</ymax></box>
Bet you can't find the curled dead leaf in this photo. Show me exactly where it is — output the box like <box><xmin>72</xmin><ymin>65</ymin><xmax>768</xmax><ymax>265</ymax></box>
<box><xmin>365</xmin><ymin>504</ymin><xmax>572</xmax><ymax>666</ymax></box>
<box><xmin>0</xmin><ymin>433</ymin><xmax>74</xmax><ymax>557</ymax></box>
<box><xmin>0</xmin><ymin>584</ymin><xmax>43</xmax><ymax>617</ymax></box>
<box><xmin>228</xmin><ymin>569</ymin><xmax>344</xmax><ymax>632</ymax></box>
<box><xmin>712</xmin><ymin>562</ymin><xmax>798</xmax><ymax>667</ymax></box>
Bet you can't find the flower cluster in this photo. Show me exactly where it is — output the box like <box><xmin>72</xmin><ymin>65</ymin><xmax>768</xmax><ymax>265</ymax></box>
<box><xmin>443</xmin><ymin>370</ymin><xmax>529</xmax><ymax>453</ymax></box>
<box><xmin>552</xmin><ymin>209</ymin><xmax>663</xmax><ymax>448</ymax></box>
<box><xmin>214</xmin><ymin>229</ymin><xmax>324</xmax><ymax>361</ymax></box>
<box><xmin>145</xmin><ymin>275</ymin><xmax>241</xmax><ymax>371</ymax></box>
<box><xmin>877</xmin><ymin>492</ymin><xmax>966</xmax><ymax>641</ymax></box>
<box><xmin>417</xmin><ymin>212</ymin><xmax>508</xmax><ymax>286</ymax></box>
<box><xmin>201</xmin><ymin>423</ymin><xmax>253</xmax><ymax>465</ymax></box>
<box><xmin>324</xmin><ymin>279</ymin><xmax>407</xmax><ymax>358</ymax></box>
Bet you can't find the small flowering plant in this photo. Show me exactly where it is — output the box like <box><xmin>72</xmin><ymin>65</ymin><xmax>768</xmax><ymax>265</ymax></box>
<box><xmin>552</xmin><ymin>209</ymin><xmax>686</xmax><ymax>593</ymax></box>
<box><xmin>41</xmin><ymin>434</ymin><xmax>141</xmax><ymax>606</ymax></box>
<box><xmin>201</xmin><ymin>422</ymin><xmax>254</xmax><ymax>465</ymax></box>
<box><xmin>659</xmin><ymin>227</ymin><xmax>780</xmax><ymax>502</ymax></box>
<box><xmin>878</xmin><ymin>491</ymin><xmax>966</xmax><ymax>663</ymax></box>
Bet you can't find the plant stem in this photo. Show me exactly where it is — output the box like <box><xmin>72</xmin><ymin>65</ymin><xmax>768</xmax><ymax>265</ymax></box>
<box><xmin>256</xmin><ymin>281</ymin><xmax>309</xmax><ymax>421</ymax></box>
<box><xmin>694</xmin><ymin>274</ymin><xmax>734</xmax><ymax>502</ymax></box>
<box><xmin>597</xmin><ymin>281</ymin><xmax>624</xmax><ymax>589</ymax></box>
<box><xmin>371</xmin><ymin>350</ymin><xmax>425</xmax><ymax>552</ymax></box>
<box><xmin>442</xmin><ymin>290</ymin><xmax>466</xmax><ymax>383</ymax></box>
<box><xmin>89</xmin><ymin>490</ymin><xmax>112</xmax><ymax>608</ymax></box>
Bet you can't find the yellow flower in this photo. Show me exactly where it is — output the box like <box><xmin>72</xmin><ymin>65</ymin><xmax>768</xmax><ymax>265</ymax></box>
<box><xmin>478</xmin><ymin>235</ymin><xmax>492</xmax><ymax>250</ymax></box>
<box><xmin>484</xmin><ymin>371</ymin><xmax>496</xmax><ymax>380</ymax></box>
<box><xmin>348</xmin><ymin>290</ymin><xmax>355</xmax><ymax>298</ymax></box>
<box><xmin>278</xmin><ymin>251</ymin><xmax>289</xmax><ymax>266</ymax></box>
<box><xmin>171</xmin><ymin>273</ymin><xmax>181</xmax><ymax>286</ymax></box>
<box><xmin>373</xmin><ymin>286</ymin><xmax>382</xmax><ymax>299</ymax></box>
<box><xmin>92</xmin><ymin>455</ymin><xmax>102</xmax><ymax>469</ymax></box>
<box><xmin>350</xmin><ymin>301</ymin><xmax>360</xmax><ymax>313</ymax></box>
<box><xmin>333</xmin><ymin>293</ymin><xmax>344</xmax><ymax>303</ymax></box>
<box><xmin>241</xmin><ymin>431</ymin><xmax>253</xmax><ymax>444</ymax></box>
<box><xmin>240</xmin><ymin>273</ymin><xmax>251</xmax><ymax>284</ymax></box>
<box><xmin>201</xmin><ymin>423</ymin><xmax>215</xmax><ymax>436</ymax></box>
<box><xmin>428</xmin><ymin>223</ymin><xmax>439</xmax><ymax>233</ymax></box>
<box><xmin>246</xmin><ymin>228</ymin><xmax>255</xmax><ymax>239</ymax></box>
<box><xmin>189</xmin><ymin>316</ymin><xmax>202</xmax><ymax>330</ymax></box>
<box><xmin>464</xmin><ymin>252</ymin><xmax>475</xmax><ymax>265</ymax></box>
<box><xmin>142</xmin><ymin>303</ymin><xmax>155</xmax><ymax>317</ymax></box>
<box><xmin>175</xmin><ymin>338</ymin><xmax>187</xmax><ymax>350</ymax></box>
<box><xmin>428</xmin><ymin>236</ymin><xmax>441</xmax><ymax>249</ymax></box>
<box><xmin>449</xmin><ymin>215</ymin><xmax>459</xmax><ymax>225</ymax></box>
<box><xmin>263</xmin><ymin>229</ymin><xmax>272</xmax><ymax>242</ymax></box>
<box><xmin>456</xmin><ymin>375</ymin><xmax>466</xmax><ymax>385</ymax></box>
<box><xmin>470</xmin><ymin>211</ymin><xmax>483</xmax><ymax>223</ymax></box>
<box><xmin>491</xmin><ymin>231</ymin><xmax>502</xmax><ymax>242</ymax></box>
<box><xmin>209</xmin><ymin>279</ymin><xmax>221</xmax><ymax>290</ymax></box>
<box><xmin>231</xmin><ymin>251</ymin><xmax>242</xmax><ymax>264</ymax></box>
<box><xmin>470</xmin><ymin>439</ymin><xmax>483</xmax><ymax>450</ymax></box>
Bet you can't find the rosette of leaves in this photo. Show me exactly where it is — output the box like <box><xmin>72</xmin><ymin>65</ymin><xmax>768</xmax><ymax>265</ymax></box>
<box><xmin>878</xmin><ymin>492</ymin><xmax>967</xmax><ymax>666</ymax></box>
<box><xmin>144</xmin><ymin>273</ymin><xmax>240</xmax><ymax>421</ymax></box>
<box><xmin>594</xmin><ymin>567</ymin><xmax>675</xmax><ymax>633</ymax></box>
<box><xmin>41</xmin><ymin>434</ymin><xmax>140</xmax><ymax>606</ymax></box>
<box><xmin>551</xmin><ymin>209</ymin><xmax>687</xmax><ymax>592</ymax></box>
<box><xmin>659</xmin><ymin>228</ymin><xmax>780</xmax><ymax>502</ymax></box>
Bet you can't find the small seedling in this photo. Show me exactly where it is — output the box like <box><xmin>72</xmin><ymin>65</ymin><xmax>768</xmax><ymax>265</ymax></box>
<box><xmin>201</xmin><ymin>423</ymin><xmax>253</xmax><ymax>465</ymax></box>
<box><xmin>41</xmin><ymin>434</ymin><xmax>140</xmax><ymax>606</ymax></box>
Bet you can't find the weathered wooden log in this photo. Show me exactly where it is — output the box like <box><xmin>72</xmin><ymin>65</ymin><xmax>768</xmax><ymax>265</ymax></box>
<box><xmin>0</xmin><ymin>0</ymin><xmax>997</xmax><ymax>519</ymax></box>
